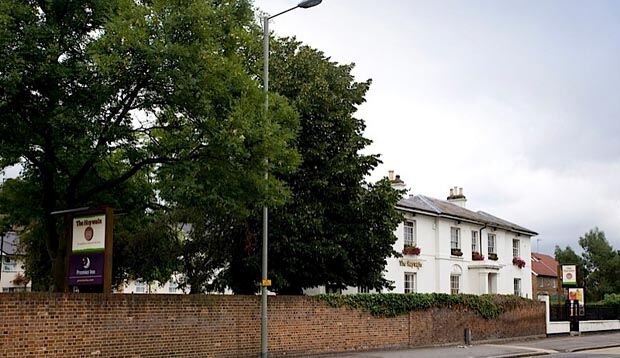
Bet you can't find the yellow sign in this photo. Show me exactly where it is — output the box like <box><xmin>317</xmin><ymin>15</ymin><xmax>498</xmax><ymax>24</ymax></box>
<box><xmin>261</xmin><ymin>279</ymin><xmax>272</xmax><ymax>287</ymax></box>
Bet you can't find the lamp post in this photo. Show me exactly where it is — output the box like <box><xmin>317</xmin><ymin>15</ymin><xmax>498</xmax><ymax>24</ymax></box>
<box><xmin>261</xmin><ymin>1</ymin><xmax>322</xmax><ymax>357</ymax></box>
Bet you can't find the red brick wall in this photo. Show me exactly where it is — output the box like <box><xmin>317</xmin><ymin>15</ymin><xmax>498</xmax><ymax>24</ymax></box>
<box><xmin>0</xmin><ymin>293</ymin><xmax>545</xmax><ymax>357</ymax></box>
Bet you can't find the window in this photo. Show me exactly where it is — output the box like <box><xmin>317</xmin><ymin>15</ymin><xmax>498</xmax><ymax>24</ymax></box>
<box><xmin>357</xmin><ymin>286</ymin><xmax>370</xmax><ymax>293</ymax></box>
<box><xmin>552</xmin><ymin>279</ymin><xmax>557</xmax><ymax>288</ymax></box>
<box><xmin>450</xmin><ymin>275</ymin><xmax>460</xmax><ymax>294</ymax></box>
<box><xmin>487</xmin><ymin>234</ymin><xmax>496</xmax><ymax>254</ymax></box>
<box><xmin>512</xmin><ymin>239</ymin><xmax>520</xmax><ymax>257</ymax></box>
<box><xmin>539</xmin><ymin>278</ymin><xmax>544</xmax><ymax>288</ymax></box>
<box><xmin>326</xmin><ymin>285</ymin><xmax>342</xmax><ymax>294</ymax></box>
<box><xmin>404</xmin><ymin>221</ymin><xmax>416</xmax><ymax>247</ymax></box>
<box><xmin>471</xmin><ymin>231</ymin><xmax>479</xmax><ymax>252</ymax></box>
<box><xmin>450</xmin><ymin>227</ymin><xmax>460</xmax><ymax>249</ymax></box>
<box><xmin>514</xmin><ymin>278</ymin><xmax>522</xmax><ymax>296</ymax></box>
<box><xmin>2</xmin><ymin>287</ymin><xmax>29</xmax><ymax>293</ymax></box>
<box><xmin>404</xmin><ymin>273</ymin><xmax>417</xmax><ymax>293</ymax></box>
<box><xmin>2</xmin><ymin>257</ymin><xmax>17</xmax><ymax>272</ymax></box>
<box><xmin>168</xmin><ymin>282</ymin><xmax>178</xmax><ymax>293</ymax></box>
<box><xmin>135</xmin><ymin>281</ymin><xmax>146</xmax><ymax>293</ymax></box>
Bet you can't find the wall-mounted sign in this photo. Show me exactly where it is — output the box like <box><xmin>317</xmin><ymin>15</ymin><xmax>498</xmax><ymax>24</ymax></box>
<box><xmin>399</xmin><ymin>259</ymin><xmax>422</xmax><ymax>269</ymax></box>
<box><xmin>72</xmin><ymin>215</ymin><xmax>106</xmax><ymax>253</ymax></box>
<box><xmin>68</xmin><ymin>253</ymin><xmax>104</xmax><ymax>285</ymax></box>
<box><xmin>562</xmin><ymin>265</ymin><xmax>577</xmax><ymax>287</ymax></box>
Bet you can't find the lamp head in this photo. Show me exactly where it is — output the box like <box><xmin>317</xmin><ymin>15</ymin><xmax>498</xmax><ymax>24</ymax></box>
<box><xmin>298</xmin><ymin>0</ymin><xmax>322</xmax><ymax>9</ymax></box>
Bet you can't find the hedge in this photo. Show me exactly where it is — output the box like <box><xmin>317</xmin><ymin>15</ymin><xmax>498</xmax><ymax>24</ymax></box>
<box><xmin>316</xmin><ymin>293</ymin><xmax>539</xmax><ymax>319</ymax></box>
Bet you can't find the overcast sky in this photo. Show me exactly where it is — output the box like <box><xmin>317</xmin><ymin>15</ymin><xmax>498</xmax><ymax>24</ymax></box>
<box><xmin>255</xmin><ymin>0</ymin><xmax>620</xmax><ymax>255</ymax></box>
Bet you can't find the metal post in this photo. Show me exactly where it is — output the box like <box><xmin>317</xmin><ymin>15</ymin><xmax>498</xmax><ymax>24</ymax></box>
<box><xmin>261</xmin><ymin>14</ymin><xmax>270</xmax><ymax>358</ymax></box>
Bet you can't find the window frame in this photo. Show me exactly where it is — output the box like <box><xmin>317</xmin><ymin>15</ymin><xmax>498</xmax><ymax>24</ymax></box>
<box><xmin>512</xmin><ymin>239</ymin><xmax>520</xmax><ymax>257</ymax></box>
<box><xmin>471</xmin><ymin>231</ymin><xmax>479</xmax><ymax>252</ymax></box>
<box><xmin>514</xmin><ymin>278</ymin><xmax>522</xmax><ymax>296</ymax></box>
<box><xmin>450</xmin><ymin>274</ymin><xmax>460</xmax><ymax>294</ymax></box>
<box><xmin>135</xmin><ymin>280</ymin><xmax>146</xmax><ymax>294</ymax></box>
<box><xmin>404</xmin><ymin>272</ymin><xmax>417</xmax><ymax>294</ymax></box>
<box><xmin>450</xmin><ymin>227</ymin><xmax>461</xmax><ymax>249</ymax></box>
<box><xmin>487</xmin><ymin>233</ymin><xmax>496</xmax><ymax>254</ymax></box>
<box><xmin>404</xmin><ymin>220</ymin><xmax>416</xmax><ymax>247</ymax></box>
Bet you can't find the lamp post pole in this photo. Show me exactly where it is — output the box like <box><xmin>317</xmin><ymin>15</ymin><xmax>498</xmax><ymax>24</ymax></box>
<box><xmin>260</xmin><ymin>2</ymin><xmax>323</xmax><ymax>357</ymax></box>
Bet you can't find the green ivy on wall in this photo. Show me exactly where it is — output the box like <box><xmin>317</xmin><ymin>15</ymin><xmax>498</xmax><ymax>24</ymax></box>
<box><xmin>316</xmin><ymin>293</ymin><xmax>539</xmax><ymax>319</ymax></box>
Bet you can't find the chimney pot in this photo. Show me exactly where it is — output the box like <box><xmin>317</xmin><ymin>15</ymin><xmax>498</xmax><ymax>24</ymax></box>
<box><xmin>449</xmin><ymin>188</ymin><xmax>454</xmax><ymax>197</ymax></box>
<box><xmin>459</xmin><ymin>187</ymin><xmax>463</xmax><ymax>196</ymax></box>
<box><xmin>388</xmin><ymin>170</ymin><xmax>394</xmax><ymax>181</ymax></box>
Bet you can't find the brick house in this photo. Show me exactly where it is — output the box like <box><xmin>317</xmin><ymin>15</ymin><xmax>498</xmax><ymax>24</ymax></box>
<box><xmin>531</xmin><ymin>251</ymin><xmax>562</xmax><ymax>302</ymax></box>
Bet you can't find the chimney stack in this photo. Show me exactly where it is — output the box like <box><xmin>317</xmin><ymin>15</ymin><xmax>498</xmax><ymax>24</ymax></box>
<box><xmin>447</xmin><ymin>186</ymin><xmax>467</xmax><ymax>208</ymax></box>
<box><xmin>389</xmin><ymin>171</ymin><xmax>407</xmax><ymax>191</ymax></box>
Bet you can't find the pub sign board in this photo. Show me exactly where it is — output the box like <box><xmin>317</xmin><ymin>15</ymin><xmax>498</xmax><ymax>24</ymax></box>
<box><xmin>67</xmin><ymin>210</ymin><xmax>112</xmax><ymax>291</ymax></box>
<box><xmin>68</xmin><ymin>253</ymin><xmax>104</xmax><ymax>285</ymax></box>
<box><xmin>72</xmin><ymin>215</ymin><xmax>106</xmax><ymax>253</ymax></box>
<box><xmin>562</xmin><ymin>265</ymin><xmax>577</xmax><ymax>287</ymax></box>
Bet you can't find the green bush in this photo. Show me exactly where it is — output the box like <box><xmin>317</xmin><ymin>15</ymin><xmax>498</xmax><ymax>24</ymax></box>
<box><xmin>600</xmin><ymin>293</ymin><xmax>620</xmax><ymax>307</ymax></box>
<box><xmin>316</xmin><ymin>293</ymin><xmax>537</xmax><ymax>319</ymax></box>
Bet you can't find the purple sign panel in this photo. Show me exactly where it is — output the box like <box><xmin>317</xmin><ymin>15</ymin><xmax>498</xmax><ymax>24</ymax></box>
<box><xmin>68</xmin><ymin>253</ymin><xmax>104</xmax><ymax>286</ymax></box>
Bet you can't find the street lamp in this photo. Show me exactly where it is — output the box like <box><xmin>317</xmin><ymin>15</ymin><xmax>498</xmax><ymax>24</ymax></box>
<box><xmin>261</xmin><ymin>1</ymin><xmax>322</xmax><ymax>358</ymax></box>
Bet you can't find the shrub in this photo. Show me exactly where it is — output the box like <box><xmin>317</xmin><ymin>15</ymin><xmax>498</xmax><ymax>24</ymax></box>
<box><xmin>451</xmin><ymin>248</ymin><xmax>463</xmax><ymax>256</ymax></box>
<box><xmin>316</xmin><ymin>293</ymin><xmax>537</xmax><ymax>319</ymax></box>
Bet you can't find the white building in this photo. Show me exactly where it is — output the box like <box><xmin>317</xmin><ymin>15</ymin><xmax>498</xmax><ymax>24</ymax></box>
<box><xmin>308</xmin><ymin>174</ymin><xmax>537</xmax><ymax>298</ymax></box>
<box><xmin>384</xmin><ymin>176</ymin><xmax>536</xmax><ymax>298</ymax></box>
<box><xmin>1</xmin><ymin>231</ymin><xmax>31</xmax><ymax>292</ymax></box>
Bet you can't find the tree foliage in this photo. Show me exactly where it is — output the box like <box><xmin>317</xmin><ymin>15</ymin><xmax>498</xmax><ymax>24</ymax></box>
<box><xmin>214</xmin><ymin>38</ymin><xmax>403</xmax><ymax>294</ymax></box>
<box><xmin>0</xmin><ymin>0</ymin><xmax>296</xmax><ymax>291</ymax></box>
<box><xmin>555</xmin><ymin>228</ymin><xmax>620</xmax><ymax>301</ymax></box>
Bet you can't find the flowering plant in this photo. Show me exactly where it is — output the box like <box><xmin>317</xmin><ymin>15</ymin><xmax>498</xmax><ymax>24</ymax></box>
<box><xmin>488</xmin><ymin>253</ymin><xmax>498</xmax><ymax>261</ymax></box>
<box><xmin>403</xmin><ymin>245</ymin><xmax>421</xmax><ymax>256</ymax></box>
<box><xmin>472</xmin><ymin>251</ymin><xmax>485</xmax><ymax>261</ymax></box>
<box><xmin>512</xmin><ymin>256</ymin><xmax>526</xmax><ymax>268</ymax></box>
<box><xmin>451</xmin><ymin>248</ymin><xmax>463</xmax><ymax>257</ymax></box>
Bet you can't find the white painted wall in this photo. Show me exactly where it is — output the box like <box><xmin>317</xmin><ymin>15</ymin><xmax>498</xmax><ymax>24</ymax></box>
<box><xmin>384</xmin><ymin>210</ymin><xmax>533</xmax><ymax>297</ymax></box>
<box><xmin>1</xmin><ymin>256</ymin><xmax>31</xmax><ymax>292</ymax></box>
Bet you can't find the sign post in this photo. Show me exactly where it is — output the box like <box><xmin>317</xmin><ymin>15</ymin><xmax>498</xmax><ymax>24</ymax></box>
<box><xmin>67</xmin><ymin>207</ymin><xmax>113</xmax><ymax>293</ymax></box>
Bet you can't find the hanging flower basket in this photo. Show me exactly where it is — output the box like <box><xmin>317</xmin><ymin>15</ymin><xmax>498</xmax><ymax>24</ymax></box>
<box><xmin>488</xmin><ymin>253</ymin><xmax>498</xmax><ymax>261</ymax></box>
<box><xmin>512</xmin><ymin>256</ymin><xmax>526</xmax><ymax>268</ymax></box>
<box><xmin>403</xmin><ymin>245</ymin><xmax>421</xmax><ymax>256</ymax></box>
<box><xmin>472</xmin><ymin>251</ymin><xmax>485</xmax><ymax>261</ymax></box>
<box><xmin>451</xmin><ymin>248</ymin><xmax>463</xmax><ymax>257</ymax></box>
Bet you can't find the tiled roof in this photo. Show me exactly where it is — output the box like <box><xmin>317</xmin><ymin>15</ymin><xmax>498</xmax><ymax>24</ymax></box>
<box><xmin>397</xmin><ymin>195</ymin><xmax>537</xmax><ymax>235</ymax></box>
<box><xmin>531</xmin><ymin>252</ymin><xmax>559</xmax><ymax>277</ymax></box>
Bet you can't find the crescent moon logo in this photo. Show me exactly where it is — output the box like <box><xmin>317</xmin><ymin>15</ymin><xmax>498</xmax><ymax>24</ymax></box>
<box><xmin>82</xmin><ymin>257</ymin><xmax>91</xmax><ymax>269</ymax></box>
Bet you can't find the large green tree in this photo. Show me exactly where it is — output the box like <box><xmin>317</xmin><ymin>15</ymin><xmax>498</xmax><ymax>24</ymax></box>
<box><xmin>215</xmin><ymin>37</ymin><xmax>403</xmax><ymax>294</ymax></box>
<box><xmin>555</xmin><ymin>228</ymin><xmax>620</xmax><ymax>301</ymax></box>
<box><xmin>0</xmin><ymin>0</ymin><xmax>297</xmax><ymax>291</ymax></box>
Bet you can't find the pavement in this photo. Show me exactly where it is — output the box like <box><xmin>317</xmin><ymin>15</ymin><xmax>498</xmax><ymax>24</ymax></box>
<box><xmin>323</xmin><ymin>331</ymin><xmax>620</xmax><ymax>358</ymax></box>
